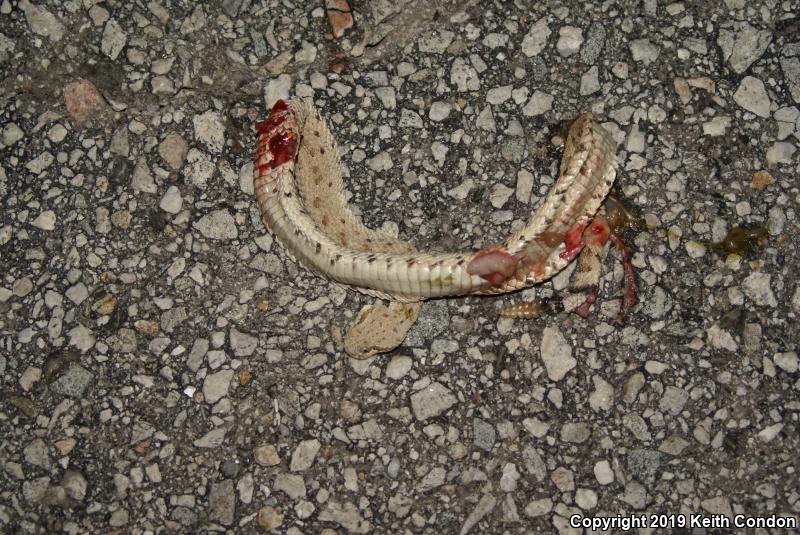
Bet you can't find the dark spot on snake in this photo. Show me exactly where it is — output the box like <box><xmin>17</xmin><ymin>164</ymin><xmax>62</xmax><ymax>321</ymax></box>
<box><xmin>367</xmin><ymin>254</ymin><xmax>377</xmax><ymax>263</ymax></box>
<box><xmin>320</xmin><ymin>148</ymin><xmax>325</xmax><ymax>154</ymax></box>
<box><xmin>406</xmin><ymin>257</ymin><xmax>417</xmax><ymax>267</ymax></box>
<box><xmin>285</xmin><ymin>191</ymin><xmax>292</xmax><ymax>197</ymax></box>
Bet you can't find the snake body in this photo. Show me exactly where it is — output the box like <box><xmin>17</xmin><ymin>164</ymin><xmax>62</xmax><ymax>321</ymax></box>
<box><xmin>253</xmin><ymin>99</ymin><xmax>617</xmax><ymax>302</ymax></box>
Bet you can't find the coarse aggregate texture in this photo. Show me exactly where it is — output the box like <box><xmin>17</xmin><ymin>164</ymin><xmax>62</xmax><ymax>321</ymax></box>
<box><xmin>1</xmin><ymin>0</ymin><xmax>799</xmax><ymax>533</ymax></box>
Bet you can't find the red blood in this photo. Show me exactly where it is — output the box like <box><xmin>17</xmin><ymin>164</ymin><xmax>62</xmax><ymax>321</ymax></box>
<box><xmin>267</xmin><ymin>131</ymin><xmax>297</xmax><ymax>168</ymax></box>
<box><xmin>256</xmin><ymin>114</ymin><xmax>285</xmax><ymax>135</ymax></box>
<box><xmin>609</xmin><ymin>231</ymin><xmax>637</xmax><ymax>322</ymax></box>
<box><xmin>584</xmin><ymin>217</ymin><xmax>610</xmax><ymax>250</ymax></box>
<box><xmin>271</xmin><ymin>100</ymin><xmax>289</xmax><ymax>113</ymax></box>
<box><xmin>483</xmin><ymin>272</ymin><xmax>508</xmax><ymax>286</ymax></box>
<box><xmin>559</xmin><ymin>223</ymin><xmax>587</xmax><ymax>261</ymax></box>
<box><xmin>574</xmin><ymin>285</ymin><xmax>599</xmax><ymax>318</ymax></box>
<box><xmin>256</xmin><ymin>100</ymin><xmax>292</xmax><ymax>135</ymax></box>
<box><xmin>257</xmin><ymin>163</ymin><xmax>271</xmax><ymax>177</ymax></box>
<box><xmin>467</xmin><ymin>249</ymin><xmax>521</xmax><ymax>286</ymax></box>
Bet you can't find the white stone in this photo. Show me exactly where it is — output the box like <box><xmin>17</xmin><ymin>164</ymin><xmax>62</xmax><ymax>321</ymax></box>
<box><xmin>132</xmin><ymin>159</ymin><xmax>157</xmax><ymax>193</ymax></box>
<box><xmin>159</xmin><ymin>186</ymin><xmax>183</xmax><ymax>214</ymax></box>
<box><xmin>733</xmin><ymin>76</ymin><xmax>770</xmax><ymax>118</ymax></box>
<box><xmin>31</xmin><ymin>210</ymin><xmax>56</xmax><ymax>231</ymax></box>
<box><xmin>521</xmin><ymin>17</ymin><xmax>550</xmax><ymax>57</ymax></box>
<box><xmin>418</xmin><ymin>29</ymin><xmax>454</xmax><ymax>54</ymax></box>
<box><xmin>194</xmin><ymin>209</ymin><xmax>238</xmax><ymax>240</ymax></box>
<box><xmin>757</xmin><ymin>423</ymin><xmax>783</xmax><ymax>442</ymax></box>
<box><xmin>25</xmin><ymin>152</ymin><xmax>54</xmax><ymax>174</ymax></box>
<box><xmin>101</xmin><ymin>19</ymin><xmax>126</xmax><ymax>60</ymax></box>
<box><xmin>522</xmin><ymin>90</ymin><xmax>553</xmax><ymax>116</ymax></box>
<box><xmin>486</xmin><ymin>85</ymin><xmax>512</xmax><ymax>105</ymax></box>
<box><xmin>773</xmin><ymin>351</ymin><xmax>798</xmax><ymax>373</ymax></box>
<box><xmin>447</xmin><ymin>179</ymin><xmax>475</xmax><ymax>201</ymax></box>
<box><xmin>540</xmin><ymin>326</ymin><xmax>576</xmax><ymax>381</ymax></box>
<box><xmin>410</xmin><ymin>382</ymin><xmax>457</xmax><ymax>420</ymax></box>
<box><xmin>399</xmin><ymin>109</ymin><xmax>424</xmax><ymax>128</ymax></box>
<box><xmin>68</xmin><ymin>324</ymin><xmax>95</xmax><ymax>353</ymax></box>
<box><xmin>290</xmin><ymin>439</ymin><xmax>321</xmax><ymax>471</ymax></box>
<box><xmin>375</xmin><ymin>86</ymin><xmax>396</xmax><ymax>109</ymax></box>
<box><xmin>193</xmin><ymin>110</ymin><xmax>225</xmax><ymax>153</ymax></box>
<box><xmin>475</xmin><ymin>105</ymin><xmax>495</xmax><ymax>132</ymax></box>
<box><xmin>742</xmin><ymin>272</ymin><xmax>777</xmax><ymax>307</ymax></box>
<box><xmin>524</xmin><ymin>497</ymin><xmax>552</xmax><ymax>517</ymax></box>
<box><xmin>429</xmin><ymin>101</ymin><xmax>451</xmax><ymax>121</ymax></box>
<box><xmin>203</xmin><ymin>369</ymin><xmax>233</xmax><ymax>404</ymax></box>
<box><xmin>264</xmin><ymin>74</ymin><xmax>292</xmax><ymax>108</ymax></box>
<box><xmin>515</xmin><ymin>169</ymin><xmax>533</xmax><ymax>203</ymax></box>
<box><xmin>489</xmin><ymin>184</ymin><xmax>513</xmax><ymax>208</ymax></box>
<box><xmin>385</xmin><ymin>356</ymin><xmax>412</xmax><ymax>380</ymax></box>
<box><xmin>702</xmin><ymin>116</ymin><xmax>731</xmax><ymax>136</ymax></box>
<box><xmin>482</xmin><ymin>33</ymin><xmax>509</xmax><ymax>49</ymax></box>
<box><xmin>556</xmin><ymin>26</ymin><xmax>583</xmax><ymax>57</ymax></box>
<box><xmin>47</xmin><ymin>123</ymin><xmax>68</xmax><ymax>142</ymax></box>
<box><xmin>594</xmin><ymin>460</ymin><xmax>614</xmax><ymax>485</ymax></box>
<box><xmin>575</xmin><ymin>488</ymin><xmax>598</xmax><ymax>510</ymax></box>
<box><xmin>765</xmin><ymin>142</ymin><xmax>796</xmax><ymax>166</ymax></box>
<box><xmin>450</xmin><ymin>57</ymin><xmax>480</xmax><ymax>91</ymax></box>
<box><xmin>2</xmin><ymin>123</ymin><xmax>24</xmax><ymax>145</ymax></box>
<box><xmin>588</xmin><ymin>376</ymin><xmax>613</xmax><ymax>411</ymax></box>
<box><xmin>630</xmin><ymin>39</ymin><xmax>659</xmax><ymax>64</ymax></box>
<box><xmin>19</xmin><ymin>0</ymin><xmax>64</xmax><ymax>41</ymax></box>
<box><xmin>717</xmin><ymin>24</ymin><xmax>772</xmax><ymax>74</ymax></box>
<box><xmin>580</xmin><ymin>66</ymin><xmax>600</xmax><ymax>95</ymax></box>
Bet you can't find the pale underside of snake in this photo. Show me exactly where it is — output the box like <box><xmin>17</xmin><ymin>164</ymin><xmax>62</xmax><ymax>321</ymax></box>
<box><xmin>253</xmin><ymin>98</ymin><xmax>619</xmax><ymax>306</ymax></box>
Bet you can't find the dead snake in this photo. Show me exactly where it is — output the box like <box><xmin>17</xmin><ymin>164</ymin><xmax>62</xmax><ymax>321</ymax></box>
<box><xmin>253</xmin><ymin>98</ymin><xmax>618</xmax><ymax>302</ymax></box>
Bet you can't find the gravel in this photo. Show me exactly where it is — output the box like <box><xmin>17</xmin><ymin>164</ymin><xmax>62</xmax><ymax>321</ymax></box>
<box><xmin>2</xmin><ymin>1</ymin><xmax>799</xmax><ymax>533</ymax></box>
